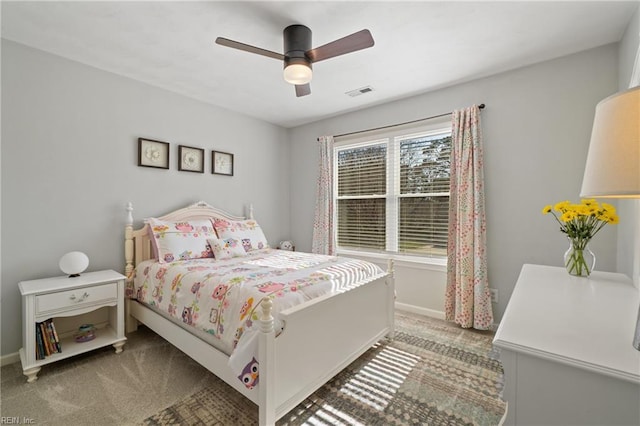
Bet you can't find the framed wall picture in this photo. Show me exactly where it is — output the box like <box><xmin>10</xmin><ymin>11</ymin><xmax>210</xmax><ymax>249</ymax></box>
<box><xmin>178</xmin><ymin>145</ymin><xmax>205</xmax><ymax>173</ymax></box>
<box><xmin>212</xmin><ymin>150</ymin><xmax>234</xmax><ymax>176</ymax></box>
<box><xmin>138</xmin><ymin>138</ymin><xmax>170</xmax><ymax>169</ymax></box>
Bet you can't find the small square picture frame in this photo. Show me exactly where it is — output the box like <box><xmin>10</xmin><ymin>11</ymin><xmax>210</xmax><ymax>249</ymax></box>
<box><xmin>138</xmin><ymin>138</ymin><xmax>170</xmax><ymax>169</ymax></box>
<box><xmin>212</xmin><ymin>150</ymin><xmax>234</xmax><ymax>176</ymax></box>
<box><xmin>178</xmin><ymin>145</ymin><xmax>205</xmax><ymax>173</ymax></box>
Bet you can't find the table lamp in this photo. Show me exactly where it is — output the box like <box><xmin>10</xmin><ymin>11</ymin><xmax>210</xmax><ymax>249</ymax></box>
<box><xmin>580</xmin><ymin>85</ymin><xmax>640</xmax><ymax>350</ymax></box>
<box><xmin>59</xmin><ymin>251</ymin><xmax>89</xmax><ymax>277</ymax></box>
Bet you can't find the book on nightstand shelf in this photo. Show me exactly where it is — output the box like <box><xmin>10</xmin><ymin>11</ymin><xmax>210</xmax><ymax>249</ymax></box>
<box><xmin>35</xmin><ymin>319</ymin><xmax>61</xmax><ymax>360</ymax></box>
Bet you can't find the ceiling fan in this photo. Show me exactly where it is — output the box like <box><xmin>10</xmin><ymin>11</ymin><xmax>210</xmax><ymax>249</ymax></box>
<box><xmin>215</xmin><ymin>25</ymin><xmax>374</xmax><ymax>97</ymax></box>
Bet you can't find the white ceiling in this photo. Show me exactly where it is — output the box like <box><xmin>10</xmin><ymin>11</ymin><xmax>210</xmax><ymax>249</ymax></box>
<box><xmin>2</xmin><ymin>1</ymin><xmax>638</xmax><ymax>128</ymax></box>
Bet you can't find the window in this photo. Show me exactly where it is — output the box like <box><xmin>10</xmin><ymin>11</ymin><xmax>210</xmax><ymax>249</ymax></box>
<box><xmin>336</xmin><ymin>142</ymin><xmax>387</xmax><ymax>250</ymax></box>
<box><xmin>335</xmin><ymin>122</ymin><xmax>452</xmax><ymax>259</ymax></box>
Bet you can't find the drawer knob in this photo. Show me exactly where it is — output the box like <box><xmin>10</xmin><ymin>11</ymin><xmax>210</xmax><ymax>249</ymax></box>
<box><xmin>69</xmin><ymin>292</ymin><xmax>90</xmax><ymax>302</ymax></box>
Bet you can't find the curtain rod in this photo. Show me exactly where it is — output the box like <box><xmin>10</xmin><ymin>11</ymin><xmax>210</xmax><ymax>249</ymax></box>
<box><xmin>328</xmin><ymin>103</ymin><xmax>485</xmax><ymax>140</ymax></box>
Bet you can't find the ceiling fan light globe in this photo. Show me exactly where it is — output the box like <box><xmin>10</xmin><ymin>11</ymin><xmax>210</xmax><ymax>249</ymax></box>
<box><xmin>284</xmin><ymin>63</ymin><xmax>312</xmax><ymax>85</ymax></box>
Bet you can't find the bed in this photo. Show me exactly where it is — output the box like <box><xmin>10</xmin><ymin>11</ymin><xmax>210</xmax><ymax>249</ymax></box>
<box><xmin>124</xmin><ymin>201</ymin><xmax>395</xmax><ymax>425</ymax></box>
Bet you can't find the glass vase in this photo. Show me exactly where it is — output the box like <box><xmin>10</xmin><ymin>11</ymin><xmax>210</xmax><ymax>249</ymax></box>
<box><xmin>564</xmin><ymin>238</ymin><xmax>595</xmax><ymax>277</ymax></box>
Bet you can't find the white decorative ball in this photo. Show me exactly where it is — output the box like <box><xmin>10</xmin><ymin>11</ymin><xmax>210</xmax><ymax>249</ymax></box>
<box><xmin>59</xmin><ymin>251</ymin><xmax>89</xmax><ymax>277</ymax></box>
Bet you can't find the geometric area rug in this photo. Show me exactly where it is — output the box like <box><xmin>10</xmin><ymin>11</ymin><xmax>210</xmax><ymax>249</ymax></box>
<box><xmin>141</xmin><ymin>312</ymin><xmax>506</xmax><ymax>425</ymax></box>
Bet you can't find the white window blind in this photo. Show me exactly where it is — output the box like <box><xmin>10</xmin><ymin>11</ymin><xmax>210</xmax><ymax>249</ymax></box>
<box><xmin>397</xmin><ymin>132</ymin><xmax>451</xmax><ymax>257</ymax></box>
<box><xmin>335</xmin><ymin>124</ymin><xmax>451</xmax><ymax>259</ymax></box>
<box><xmin>336</xmin><ymin>143</ymin><xmax>387</xmax><ymax>250</ymax></box>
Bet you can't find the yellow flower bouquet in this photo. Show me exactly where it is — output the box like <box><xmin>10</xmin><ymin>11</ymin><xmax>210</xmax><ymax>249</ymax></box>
<box><xmin>542</xmin><ymin>199</ymin><xmax>619</xmax><ymax>276</ymax></box>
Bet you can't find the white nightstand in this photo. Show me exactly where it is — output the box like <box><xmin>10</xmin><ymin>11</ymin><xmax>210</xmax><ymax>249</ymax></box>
<box><xmin>19</xmin><ymin>270</ymin><xmax>127</xmax><ymax>382</ymax></box>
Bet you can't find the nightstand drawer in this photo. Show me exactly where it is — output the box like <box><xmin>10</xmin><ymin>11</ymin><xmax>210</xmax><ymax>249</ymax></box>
<box><xmin>35</xmin><ymin>282</ymin><xmax>118</xmax><ymax>314</ymax></box>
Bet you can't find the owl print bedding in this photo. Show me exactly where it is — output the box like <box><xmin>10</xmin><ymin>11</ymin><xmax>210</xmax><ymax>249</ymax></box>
<box><xmin>132</xmin><ymin>248</ymin><xmax>384</xmax><ymax>388</ymax></box>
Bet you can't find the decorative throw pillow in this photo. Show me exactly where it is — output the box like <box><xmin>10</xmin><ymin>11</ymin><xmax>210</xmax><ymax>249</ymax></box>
<box><xmin>149</xmin><ymin>218</ymin><xmax>216</xmax><ymax>263</ymax></box>
<box><xmin>213</xmin><ymin>218</ymin><xmax>269</xmax><ymax>253</ymax></box>
<box><xmin>208</xmin><ymin>237</ymin><xmax>247</xmax><ymax>260</ymax></box>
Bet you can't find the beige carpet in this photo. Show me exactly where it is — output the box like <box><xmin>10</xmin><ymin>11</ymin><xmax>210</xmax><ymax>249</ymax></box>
<box><xmin>1</xmin><ymin>327</ymin><xmax>210</xmax><ymax>425</ymax></box>
<box><xmin>1</xmin><ymin>312</ymin><xmax>505</xmax><ymax>425</ymax></box>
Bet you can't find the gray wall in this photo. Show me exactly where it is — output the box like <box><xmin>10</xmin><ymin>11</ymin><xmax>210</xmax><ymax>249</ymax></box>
<box><xmin>289</xmin><ymin>44</ymin><xmax>620</xmax><ymax>322</ymax></box>
<box><xmin>616</xmin><ymin>6</ymin><xmax>640</xmax><ymax>285</ymax></box>
<box><xmin>1</xmin><ymin>40</ymin><xmax>290</xmax><ymax>356</ymax></box>
<box><xmin>619</xmin><ymin>5</ymin><xmax>639</xmax><ymax>90</ymax></box>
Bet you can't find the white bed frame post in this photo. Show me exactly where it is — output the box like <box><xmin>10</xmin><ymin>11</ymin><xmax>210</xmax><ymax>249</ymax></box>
<box><xmin>124</xmin><ymin>202</ymin><xmax>138</xmax><ymax>333</ymax></box>
<box><xmin>125</xmin><ymin>202</ymin><xmax>134</xmax><ymax>282</ymax></box>
<box><xmin>258</xmin><ymin>298</ymin><xmax>276</xmax><ymax>426</ymax></box>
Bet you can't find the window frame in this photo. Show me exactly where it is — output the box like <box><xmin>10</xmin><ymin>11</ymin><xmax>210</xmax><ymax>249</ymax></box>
<box><xmin>333</xmin><ymin>118</ymin><xmax>452</xmax><ymax>267</ymax></box>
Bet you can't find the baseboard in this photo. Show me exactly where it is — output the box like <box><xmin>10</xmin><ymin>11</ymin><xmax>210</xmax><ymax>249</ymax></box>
<box><xmin>395</xmin><ymin>302</ymin><xmax>445</xmax><ymax>320</ymax></box>
<box><xmin>395</xmin><ymin>302</ymin><xmax>501</xmax><ymax>331</ymax></box>
<box><xmin>498</xmin><ymin>401</ymin><xmax>508</xmax><ymax>426</ymax></box>
<box><xmin>1</xmin><ymin>351</ymin><xmax>20</xmax><ymax>366</ymax></box>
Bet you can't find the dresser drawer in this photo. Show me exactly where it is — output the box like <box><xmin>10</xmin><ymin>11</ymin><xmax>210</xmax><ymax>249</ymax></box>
<box><xmin>35</xmin><ymin>282</ymin><xmax>118</xmax><ymax>315</ymax></box>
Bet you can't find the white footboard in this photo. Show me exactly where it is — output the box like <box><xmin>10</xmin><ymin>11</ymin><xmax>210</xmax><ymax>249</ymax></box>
<box><xmin>262</xmin><ymin>270</ymin><xmax>394</xmax><ymax>422</ymax></box>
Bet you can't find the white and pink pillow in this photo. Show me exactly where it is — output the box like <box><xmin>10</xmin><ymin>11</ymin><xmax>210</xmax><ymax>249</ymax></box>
<box><xmin>213</xmin><ymin>218</ymin><xmax>269</xmax><ymax>253</ymax></box>
<box><xmin>149</xmin><ymin>218</ymin><xmax>216</xmax><ymax>263</ymax></box>
<box><xmin>208</xmin><ymin>237</ymin><xmax>247</xmax><ymax>260</ymax></box>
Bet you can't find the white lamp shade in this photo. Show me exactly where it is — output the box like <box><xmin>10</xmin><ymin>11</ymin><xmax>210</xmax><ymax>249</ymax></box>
<box><xmin>283</xmin><ymin>63</ymin><xmax>312</xmax><ymax>85</ymax></box>
<box><xmin>59</xmin><ymin>251</ymin><xmax>89</xmax><ymax>276</ymax></box>
<box><xmin>580</xmin><ymin>85</ymin><xmax>640</xmax><ymax>198</ymax></box>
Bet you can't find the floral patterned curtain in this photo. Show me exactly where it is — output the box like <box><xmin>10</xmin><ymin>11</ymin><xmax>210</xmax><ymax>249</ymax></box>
<box><xmin>445</xmin><ymin>105</ymin><xmax>493</xmax><ymax>330</ymax></box>
<box><xmin>312</xmin><ymin>136</ymin><xmax>336</xmax><ymax>255</ymax></box>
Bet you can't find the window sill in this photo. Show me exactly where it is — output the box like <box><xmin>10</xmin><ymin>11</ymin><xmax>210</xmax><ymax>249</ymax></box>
<box><xmin>336</xmin><ymin>249</ymin><xmax>447</xmax><ymax>272</ymax></box>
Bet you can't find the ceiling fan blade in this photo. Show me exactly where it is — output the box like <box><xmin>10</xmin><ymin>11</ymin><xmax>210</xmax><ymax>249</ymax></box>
<box><xmin>307</xmin><ymin>29</ymin><xmax>374</xmax><ymax>63</ymax></box>
<box><xmin>215</xmin><ymin>37</ymin><xmax>284</xmax><ymax>61</ymax></box>
<box><xmin>295</xmin><ymin>83</ymin><xmax>311</xmax><ymax>97</ymax></box>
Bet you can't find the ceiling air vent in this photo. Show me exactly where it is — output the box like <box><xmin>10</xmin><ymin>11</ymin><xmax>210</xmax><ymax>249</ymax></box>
<box><xmin>345</xmin><ymin>86</ymin><xmax>374</xmax><ymax>97</ymax></box>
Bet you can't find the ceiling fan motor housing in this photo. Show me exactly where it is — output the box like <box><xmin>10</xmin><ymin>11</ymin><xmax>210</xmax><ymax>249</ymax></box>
<box><xmin>284</xmin><ymin>25</ymin><xmax>312</xmax><ymax>70</ymax></box>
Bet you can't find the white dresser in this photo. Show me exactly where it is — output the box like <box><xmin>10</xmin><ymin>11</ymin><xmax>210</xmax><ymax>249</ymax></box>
<box><xmin>493</xmin><ymin>264</ymin><xmax>640</xmax><ymax>425</ymax></box>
